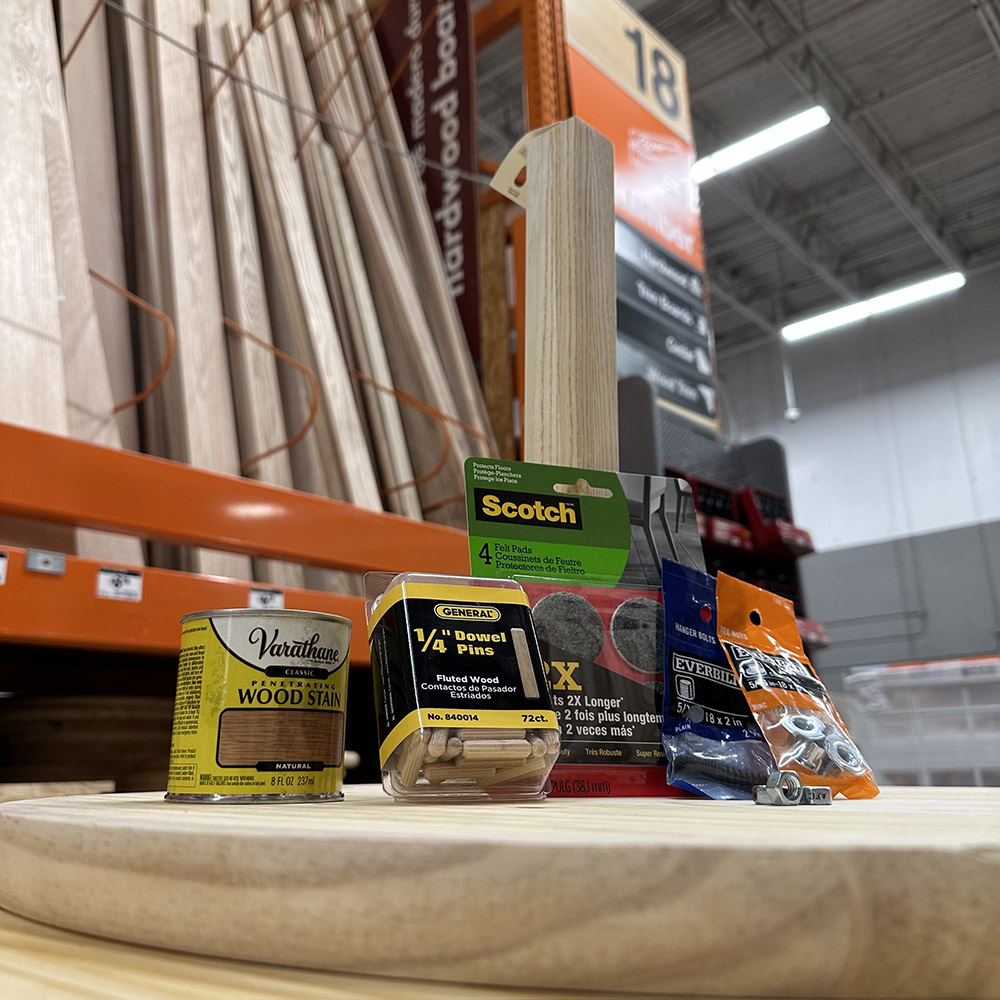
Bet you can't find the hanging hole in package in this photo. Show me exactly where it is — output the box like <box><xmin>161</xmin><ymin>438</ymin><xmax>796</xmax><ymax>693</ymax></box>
<box><xmin>466</xmin><ymin>458</ymin><xmax>705</xmax><ymax>796</ymax></box>
<box><xmin>366</xmin><ymin>573</ymin><xmax>560</xmax><ymax>801</ymax></box>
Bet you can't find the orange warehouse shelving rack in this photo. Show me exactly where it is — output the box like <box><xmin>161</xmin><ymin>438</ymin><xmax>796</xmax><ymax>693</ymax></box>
<box><xmin>0</xmin><ymin>423</ymin><xmax>468</xmax><ymax>666</ymax></box>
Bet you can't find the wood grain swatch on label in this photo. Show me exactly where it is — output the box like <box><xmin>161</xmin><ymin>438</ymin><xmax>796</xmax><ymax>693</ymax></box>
<box><xmin>217</xmin><ymin>710</ymin><xmax>344</xmax><ymax>767</ymax></box>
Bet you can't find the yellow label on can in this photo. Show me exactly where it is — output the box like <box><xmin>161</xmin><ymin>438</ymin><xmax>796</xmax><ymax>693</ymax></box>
<box><xmin>166</xmin><ymin>610</ymin><xmax>351</xmax><ymax>800</ymax></box>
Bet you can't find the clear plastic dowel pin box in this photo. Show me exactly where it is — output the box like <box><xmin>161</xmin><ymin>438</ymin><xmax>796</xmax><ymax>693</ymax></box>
<box><xmin>365</xmin><ymin>573</ymin><xmax>560</xmax><ymax>801</ymax></box>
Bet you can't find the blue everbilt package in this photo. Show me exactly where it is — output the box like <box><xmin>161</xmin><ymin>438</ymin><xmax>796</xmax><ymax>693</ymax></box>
<box><xmin>661</xmin><ymin>561</ymin><xmax>773</xmax><ymax>799</ymax></box>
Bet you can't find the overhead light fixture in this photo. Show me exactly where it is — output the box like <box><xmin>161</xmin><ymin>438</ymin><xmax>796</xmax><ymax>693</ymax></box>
<box><xmin>782</xmin><ymin>272</ymin><xmax>967</xmax><ymax>342</ymax></box>
<box><xmin>691</xmin><ymin>106</ymin><xmax>831</xmax><ymax>184</ymax></box>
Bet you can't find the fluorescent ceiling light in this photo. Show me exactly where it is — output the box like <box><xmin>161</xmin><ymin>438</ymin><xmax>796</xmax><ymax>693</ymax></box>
<box><xmin>691</xmin><ymin>106</ymin><xmax>831</xmax><ymax>183</ymax></box>
<box><xmin>782</xmin><ymin>272</ymin><xmax>967</xmax><ymax>342</ymax></box>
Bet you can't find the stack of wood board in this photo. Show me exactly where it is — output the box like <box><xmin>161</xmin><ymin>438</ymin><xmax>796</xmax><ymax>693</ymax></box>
<box><xmin>199</xmin><ymin>8</ymin><xmax>304</xmax><ymax>589</ymax></box>
<box><xmin>293</xmin><ymin>2</ymin><xmax>482</xmax><ymax>525</ymax></box>
<box><xmin>5</xmin><ymin>0</ymin><xmax>498</xmax><ymax>584</ymax></box>
<box><xmin>0</xmin><ymin>0</ymin><xmax>141</xmax><ymax>567</ymax></box>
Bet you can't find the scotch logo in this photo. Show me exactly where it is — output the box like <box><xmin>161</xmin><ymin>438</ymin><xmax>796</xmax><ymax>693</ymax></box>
<box><xmin>434</xmin><ymin>604</ymin><xmax>501</xmax><ymax>621</ymax></box>
<box><xmin>474</xmin><ymin>488</ymin><xmax>582</xmax><ymax>531</ymax></box>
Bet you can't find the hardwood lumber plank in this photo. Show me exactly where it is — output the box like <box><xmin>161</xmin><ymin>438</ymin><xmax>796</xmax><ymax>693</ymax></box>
<box><xmin>113</xmin><ymin>0</ymin><xmax>178</xmax><ymax>571</ymax></box>
<box><xmin>317</xmin><ymin>0</ymin><xmax>404</xmax><ymax>234</ymax></box>
<box><xmin>257</xmin><ymin>5</ymin><xmax>419</xmax><ymax>520</ymax></box>
<box><xmin>344</xmin><ymin>0</ymin><xmax>495</xmax><ymax>455</ymax></box>
<box><xmin>218</xmin><ymin>22</ymin><xmax>353</xmax><ymax>595</ymax></box>
<box><xmin>259</xmin><ymin>4</ymin><xmax>370</xmax><ymax>429</ymax></box>
<box><xmin>478</xmin><ymin>199</ymin><xmax>517</xmax><ymax>460</ymax></box>
<box><xmin>524</xmin><ymin>119</ymin><xmax>617</xmax><ymax>470</ymax></box>
<box><xmin>295</xmin><ymin>5</ymin><xmax>472</xmax><ymax>525</ymax></box>
<box><xmin>59</xmin><ymin>0</ymin><xmax>140</xmax><ymax>454</ymax></box>
<box><xmin>147</xmin><ymin>0</ymin><xmax>251</xmax><ymax>581</ymax></box>
<box><xmin>0</xmin><ymin>0</ymin><xmax>75</xmax><ymax>554</ymax></box>
<box><xmin>118</xmin><ymin>0</ymin><xmax>168</xmax><ymax>461</ymax></box>
<box><xmin>226</xmin><ymin>25</ymin><xmax>381</xmax><ymax>513</ymax></box>
<box><xmin>34</xmin><ymin>0</ymin><xmax>145</xmax><ymax>568</ymax></box>
<box><xmin>314</xmin><ymin>142</ymin><xmax>422</xmax><ymax>519</ymax></box>
<box><xmin>200</xmin><ymin>16</ymin><xmax>305</xmax><ymax>590</ymax></box>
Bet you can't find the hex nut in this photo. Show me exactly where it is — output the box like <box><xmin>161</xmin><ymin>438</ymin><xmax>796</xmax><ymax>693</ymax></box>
<box><xmin>779</xmin><ymin>712</ymin><xmax>826</xmax><ymax>741</ymax></box>
<box><xmin>754</xmin><ymin>769</ymin><xmax>804</xmax><ymax>805</ymax></box>
<box><xmin>786</xmin><ymin>739</ymin><xmax>827</xmax><ymax>772</ymax></box>
<box><xmin>824</xmin><ymin>737</ymin><xmax>868</xmax><ymax>776</ymax></box>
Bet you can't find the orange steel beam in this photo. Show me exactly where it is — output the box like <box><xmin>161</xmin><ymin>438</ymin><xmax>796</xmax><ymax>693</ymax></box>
<box><xmin>0</xmin><ymin>423</ymin><xmax>469</xmax><ymax>575</ymax></box>
<box><xmin>521</xmin><ymin>0</ymin><xmax>566</xmax><ymax>128</ymax></box>
<box><xmin>0</xmin><ymin>546</ymin><xmax>371</xmax><ymax>663</ymax></box>
<box><xmin>472</xmin><ymin>0</ymin><xmax>521</xmax><ymax>49</ymax></box>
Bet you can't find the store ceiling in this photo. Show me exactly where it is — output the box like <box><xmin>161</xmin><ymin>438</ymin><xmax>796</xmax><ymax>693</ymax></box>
<box><xmin>475</xmin><ymin>0</ymin><xmax>1000</xmax><ymax>354</ymax></box>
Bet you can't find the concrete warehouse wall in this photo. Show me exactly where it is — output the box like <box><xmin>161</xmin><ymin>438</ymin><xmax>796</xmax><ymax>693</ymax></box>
<box><xmin>717</xmin><ymin>271</ymin><xmax>1000</xmax><ymax>678</ymax></box>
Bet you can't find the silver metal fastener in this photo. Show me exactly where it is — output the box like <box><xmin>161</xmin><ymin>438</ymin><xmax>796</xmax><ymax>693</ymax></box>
<box><xmin>753</xmin><ymin>769</ymin><xmax>804</xmax><ymax>806</ymax></box>
<box><xmin>779</xmin><ymin>712</ymin><xmax>826</xmax><ymax>741</ymax></box>
<box><xmin>823</xmin><ymin>737</ymin><xmax>868</xmax><ymax>776</ymax></box>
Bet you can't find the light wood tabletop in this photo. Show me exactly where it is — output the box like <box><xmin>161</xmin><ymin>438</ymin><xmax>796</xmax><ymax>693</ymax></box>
<box><xmin>0</xmin><ymin>907</ymin><xmax>662</xmax><ymax>1000</ymax></box>
<box><xmin>0</xmin><ymin>785</ymin><xmax>997</xmax><ymax>998</ymax></box>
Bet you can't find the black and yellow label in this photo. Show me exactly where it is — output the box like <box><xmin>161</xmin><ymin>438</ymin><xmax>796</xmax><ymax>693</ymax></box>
<box><xmin>369</xmin><ymin>586</ymin><xmax>557</xmax><ymax>766</ymax></box>
<box><xmin>378</xmin><ymin>708</ymin><xmax>559</xmax><ymax>766</ymax></box>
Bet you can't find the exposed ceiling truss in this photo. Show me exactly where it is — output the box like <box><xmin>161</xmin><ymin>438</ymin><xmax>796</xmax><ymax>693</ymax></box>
<box><xmin>475</xmin><ymin>0</ymin><xmax>1000</xmax><ymax>349</ymax></box>
<box><xmin>725</xmin><ymin>0</ymin><xmax>966</xmax><ymax>275</ymax></box>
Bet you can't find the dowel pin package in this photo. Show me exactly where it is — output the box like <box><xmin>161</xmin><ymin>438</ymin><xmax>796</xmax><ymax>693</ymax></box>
<box><xmin>716</xmin><ymin>573</ymin><xmax>879</xmax><ymax>799</ymax></box>
<box><xmin>366</xmin><ymin>573</ymin><xmax>559</xmax><ymax>801</ymax></box>
<box><xmin>466</xmin><ymin>458</ymin><xmax>706</xmax><ymax>796</ymax></box>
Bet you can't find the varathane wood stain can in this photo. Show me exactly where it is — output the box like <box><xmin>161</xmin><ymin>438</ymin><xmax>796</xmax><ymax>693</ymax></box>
<box><xmin>165</xmin><ymin>609</ymin><xmax>352</xmax><ymax>803</ymax></box>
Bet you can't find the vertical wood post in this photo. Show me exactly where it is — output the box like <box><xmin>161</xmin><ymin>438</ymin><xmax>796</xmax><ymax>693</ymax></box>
<box><xmin>523</xmin><ymin>118</ymin><xmax>617</xmax><ymax>470</ymax></box>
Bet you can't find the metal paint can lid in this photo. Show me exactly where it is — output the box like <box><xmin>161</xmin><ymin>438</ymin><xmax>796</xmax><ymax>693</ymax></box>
<box><xmin>180</xmin><ymin>608</ymin><xmax>353</xmax><ymax>628</ymax></box>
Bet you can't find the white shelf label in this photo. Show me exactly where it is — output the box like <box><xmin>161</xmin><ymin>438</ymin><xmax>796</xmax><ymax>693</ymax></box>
<box><xmin>249</xmin><ymin>587</ymin><xmax>284</xmax><ymax>610</ymax></box>
<box><xmin>0</xmin><ymin>553</ymin><xmax>7</xmax><ymax>586</ymax></box>
<box><xmin>97</xmin><ymin>568</ymin><xmax>143</xmax><ymax>602</ymax></box>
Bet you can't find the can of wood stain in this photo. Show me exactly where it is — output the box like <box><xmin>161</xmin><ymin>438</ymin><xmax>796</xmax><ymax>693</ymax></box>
<box><xmin>165</xmin><ymin>609</ymin><xmax>352</xmax><ymax>803</ymax></box>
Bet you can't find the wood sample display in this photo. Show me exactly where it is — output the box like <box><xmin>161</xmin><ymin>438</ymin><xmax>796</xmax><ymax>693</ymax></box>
<box><xmin>478</xmin><ymin>199</ymin><xmax>517</xmax><ymax>460</ymax></box>
<box><xmin>0</xmin><ymin>786</ymin><xmax>998</xmax><ymax>998</ymax></box>
<box><xmin>524</xmin><ymin>119</ymin><xmax>618</xmax><ymax>471</ymax></box>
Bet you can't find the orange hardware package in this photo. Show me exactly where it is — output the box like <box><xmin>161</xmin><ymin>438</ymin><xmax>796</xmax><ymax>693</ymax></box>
<box><xmin>716</xmin><ymin>573</ymin><xmax>878</xmax><ymax>800</ymax></box>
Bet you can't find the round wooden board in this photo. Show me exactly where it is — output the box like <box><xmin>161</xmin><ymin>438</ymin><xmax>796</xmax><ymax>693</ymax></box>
<box><xmin>0</xmin><ymin>786</ymin><xmax>998</xmax><ymax>998</ymax></box>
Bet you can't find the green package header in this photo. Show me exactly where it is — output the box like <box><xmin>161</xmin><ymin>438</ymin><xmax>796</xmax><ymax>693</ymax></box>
<box><xmin>465</xmin><ymin>458</ymin><xmax>705</xmax><ymax>587</ymax></box>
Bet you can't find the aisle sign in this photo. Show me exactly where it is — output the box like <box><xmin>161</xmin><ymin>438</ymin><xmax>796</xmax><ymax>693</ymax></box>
<box><xmin>376</xmin><ymin>1</ymin><xmax>482</xmax><ymax>360</ymax></box>
<box><xmin>564</xmin><ymin>0</ymin><xmax>719</xmax><ymax>432</ymax></box>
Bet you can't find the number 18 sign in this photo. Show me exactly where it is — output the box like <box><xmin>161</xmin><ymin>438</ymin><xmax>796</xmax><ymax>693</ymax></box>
<box><xmin>564</xmin><ymin>0</ymin><xmax>718</xmax><ymax>431</ymax></box>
